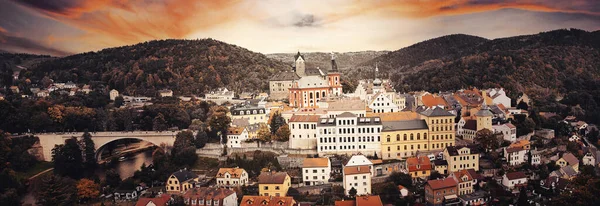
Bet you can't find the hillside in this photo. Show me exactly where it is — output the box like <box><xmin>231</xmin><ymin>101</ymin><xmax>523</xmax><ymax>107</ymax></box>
<box><xmin>26</xmin><ymin>39</ymin><xmax>289</xmax><ymax>96</ymax></box>
<box><xmin>266</xmin><ymin>51</ymin><xmax>388</xmax><ymax>71</ymax></box>
<box><xmin>0</xmin><ymin>53</ymin><xmax>54</xmax><ymax>87</ymax></box>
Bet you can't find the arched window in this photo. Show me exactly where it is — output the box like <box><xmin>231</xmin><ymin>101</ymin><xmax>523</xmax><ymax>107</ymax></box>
<box><xmin>396</xmin><ymin>134</ymin><xmax>400</xmax><ymax>141</ymax></box>
<box><xmin>410</xmin><ymin>134</ymin><xmax>414</xmax><ymax>140</ymax></box>
<box><xmin>316</xmin><ymin>92</ymin><xmax>320</xmax><ymax>99</ymax></box>
<box><xmin>322</xmin><ymin>91</ymin><xmax>326</xmax><ymax>97</ymax></box>
<box><xmin>309</xmin><ymin>93</ymin><xmax>313</xmax><ymax>99</ymax></box>
<box><xmin>403</xmin><ymin>134</ymin><xmax>407</xmax><ymax>141</ymax></box>
<box><xmin>417</xmin><ymin>133</ymin><xmax>420</xmax><ymax>140</ymax></box>
<box><xmin>424</xmin><ymin>133</ymin><xmax>427</xmax><ymax>139</ymax></box>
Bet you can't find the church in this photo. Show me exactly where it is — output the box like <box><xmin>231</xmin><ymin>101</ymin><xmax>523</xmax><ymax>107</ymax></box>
<box><xmin>269</xmin><ymin>52</ymin><xmax>342</xmax><ymax>108</ymax></box>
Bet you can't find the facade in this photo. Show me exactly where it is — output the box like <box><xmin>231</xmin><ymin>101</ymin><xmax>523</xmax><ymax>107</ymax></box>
<box><xmin>342</xmin><ymin>165</ymin><xmax>372</xmax><ymax>196</ymax></box>
<box><xmin>258</xmin><ymin>172</ymin><xmax>291</xmax><ymax>197</ymax></box>
<box><xmin>531</xmin><ymin>149</ymin><xmax>543</xmax><ymax>166</ymax></box>
<box><xmin>449</xmin><ymin>170</ymin><xmax>475</xmax><ymax>196</ymax></box>
<box><xmin>288</xmin><ymin>115</ymin><xmax>319</xmax><ymax>149</ymax></box>
<box><xmin>504</xmin><ymin>147</ymin><xmax>527</xmax><ymax>166</ymax></box>
<box><xmin>419</xmin><ymin>107</ymin><xmax>456</xmax><ymax>151</ymax></box>
<box><xmin>334</xmin><ymin>195</ymin><xmax>383</xmax><ymax>206</ymax></box>
<box><xmin>444</xmin><ymin>146</ymin><xmax>480</xmax><ymax>172</ymax></box>
<box><xmin>288</xmin><ymin>52</ymin><xmax>342</xmax><ymax>108</ymax></box>
<box><xmin>230</xmin><ymin>107</ymin><xmax>267</xmax><ymax>125</ymax></box>
<box><xmin>406</xmin><ymin>156</ymin><xmax>432</xmax><ymax>180</ymax></box>
<box><xmin>166</xmin><ymin>170</ymin><xmax>199</xmax><ymax>193</ymax></box>
<box><xmin>502</xmin><ymin>172</ymin><xmax>527</xmax><ymax>189</ymax></box>
<box><xmin>205</xmin><ymin>88</ymin><xmax>235</xmax><ymax>100</ymax></box>
<box><xmin>158</xmin><ymin>89</ymin><xmax>173</xmax><ymax>97</ymax></box>
<box><xmin>493</xmin><ymin>123</ymin><xmax>517</xmax><ymax>142</ymax></box>
<box><xmin>110</xmin><ymin>89</ymin><xmax>119</xmax><ymax>101</ymax></box>
<box><xmin>240</xmin><ymin>196</ymin><xmax>296</xmax><ymax>206</ymax></box>
<box><xmin>316</xmin><ymin>113</ymin><xmax>382</xmax><ymax>156</ymax></box>
<box><xmin>425</xmin><ymin>177</ymin><xmax>458</xmax><ymax>206</ymax></box>
<box><xmin>433</xmin><ymin>160</ymin><xmax>449</xmax><ymax>175</ymax></box>
<box><xmin>216</xmin><ymin>168</ymin><xmax>249</xmax><ymax>187</ymax></box>
<box><xmin>269</xmin><ymin>71</ymin><xmax>299</xmax><ymax>100</ymax></box>
<box><xmin>226</xmin><ymin>127</ymin><xmax>248</xmax><ymax>148</ymax></box>
<box><xmin>486</xmin><ymin>88</ymin><xmax>511</xmax><ymax>108</ymax></box>
<box><xmin>556</xmin><ymin>153</ymin><xmax>579</xmax><ymax>172</ymax></box>
<box><xmin>302</xmin><ymin>158</ymin><xmax>332</xmax><ymax>186</ymax></box>
<box><xmin>368</xmin><ymin>92</ymin><xmax>400</xmax><ymax>113</ymax></box>
<box><xmin>381</xmin><ymin>119</ymin><xmax>429</xmax><ymax>159</ymax></box>
<box><xmin>182</xmin><ymin>187</ymin><xmax>237</xmax><ymax>206</ymax></box>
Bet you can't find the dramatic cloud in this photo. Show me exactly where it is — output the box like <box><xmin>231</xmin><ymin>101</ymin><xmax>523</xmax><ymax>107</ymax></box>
<box><xmin>0</xmin><ymin>27</ymin><xmax>72</xmax><ymax>56</ymax></box>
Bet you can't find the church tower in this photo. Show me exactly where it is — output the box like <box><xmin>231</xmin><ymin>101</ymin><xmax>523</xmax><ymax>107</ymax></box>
<box><xmin>327</xmin><ymin>52</ymin><xmax>342</xmax><ymax>96</ymax></box>
<box><xmin>294</xmin><ymin>51</ymin><xmax>306</xmax><ymax>77</ymax></box>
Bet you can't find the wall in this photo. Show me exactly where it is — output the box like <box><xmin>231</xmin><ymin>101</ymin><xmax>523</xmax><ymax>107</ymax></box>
<box><xmin>196</xmin><ymin>141</ymin><xmax>317</xmax><ymax>159</ymax></box>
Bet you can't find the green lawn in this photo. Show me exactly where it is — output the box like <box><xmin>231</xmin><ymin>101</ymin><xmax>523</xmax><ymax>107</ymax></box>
<box><xmin>17</xmin><ymin>161</ymin><xmax>53</xmax><ymax>179</ymax></box>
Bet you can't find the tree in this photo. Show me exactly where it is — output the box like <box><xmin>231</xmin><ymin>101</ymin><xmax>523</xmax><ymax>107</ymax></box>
<box><xmin>372</xmin><ymin>182</ymin><xmax>400</xmax><ymax>204</ymax></box>
<box><xmin>0</xmin><ymin>168</ymin><xmax>23</xmax><ymax>205</ymax></box>
<box><xmin>475</xmin><ymin>129</ymin><xmax>499</xmax><ymax>152</ymax></box>
<box><xmin>173</xmin><ymin>131</ymin><xmax>194</xmax><ymax>154</ymax></box>
<box><xmin>114</xmin><ymin>96</ymin><xmax>124</xmax><ymax>108</ymax></box>
<box><xmin>152</xmin><ymin>113</ymin><xmax>168</xmax><ymax>131</ymax></box>
<box><xmin>273</xmin><ymin>124</ymin><xmax>290</xmax><ymax>142</ymax></box>
<box><xmin>207</xmin><ymin>106</ymin><xmax>231</xmax><ymax>143</ymax></box>
<box><xmin>76</xmin><ymin>178</ymin><xmax>99</xmax><ymax>202</ymax></box>
<box><xmin>81</xmin><ymin>132</ymin><xmax>97</xmax><ymax>171</ymax></box>
<box><xmin>387</xmin><ymin>172</ymin><xmax>414</xmax><ymax>190</ymax></box>
<box><xmin>37</xmin><ymin>175</ymin><xmax>77</xmax><ymax>206</ymax></box>
<box><xmin>172</xmin><ymin>131</ymin><xmax>198</xmax><ymax>168</ymax></box>
<box><xmin>52</xmin><ymin>137</ymin><xmax>84</xmax><ymax>179</ymax></box>
<box><xmin>194</xmin><ymin>128</ymin><xmax>209</xmax><ymax>149</ymax></box>
<box><xmin>256</xmin><ymin>124</ymin><xmax>271</xmax><ymax>142</ymax></box>
<box><xmin>517</xmin><ymin>187</ymin><xmax>530</xmax><ymax>206</ymax></box>
<box><xmin>429</xmin><ymin>171</ymin><xmax>444</xmax><ymax>180</ymax></box>
<box><xmin>105</xmin><ymin>169</ymin><xmax>121</xmax><ymax>189</ymax></box>
<box><xmin>348</xmin><ymin>187</ymin><xmax>357</xmax><ymax>198</ymax></box>
<box><xmin>517</xmin><ymin>100</ymin><xmax>529</xmax><ymax>111</ymax></box>
<box><xmin>269</xmin><ymin>112</ymin><xmax>285</xmax><ymax>134</ymax></box>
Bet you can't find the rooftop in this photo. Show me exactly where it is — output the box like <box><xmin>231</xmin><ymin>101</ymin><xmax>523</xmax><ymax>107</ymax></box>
<box><xmin>303</xmin><ymin>158</ymin><xmax>330</xmax><ymax>168</ymax></box>
<box><xmin>344</xmin><ymin>165</ymin><xmax>371</xmax><ymax>175</ymax></box>
<box><xmin>182</xmin><ymin>187</ymin><xmax>236</xmax><ymax>200</ymax></box>
<box><xmin>505</xmin><ymin>171</ymin><xmax>527</xmax><ymax>180</ymax></box>
<box><xmin>289</xmin><ymin>115</ymin><xmax>321</xmax><ymax>122</ymax></box>
<box><xmin>382</xmin><ymin>119</ymin><xmax>428</xmax><ymax>131</ymax></box>
<box><xmin>420</xmin><ymin>107</ymin><xmax>454</xmax><ymax>117</ymax></box>
<box><xmin>216</xmin><ymin>168</ymin><xmax>246</xmax><ymax>178</ymax></box>
<box><xmin>258</xmin><ymin>172</ymin><xmax>289</xmax><ymax>184</ymax></box>
<box><xmin>427</xmin><ymin>177</ymin><xmax>457</xmax><ymax>190</ymax></box>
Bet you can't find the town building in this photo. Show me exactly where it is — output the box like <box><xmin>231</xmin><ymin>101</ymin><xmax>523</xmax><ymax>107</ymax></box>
<box><xmin>269</xmin><ymin>71</ymin><xmax>300</xmax><ymax>100</ymax></box>
<box><xmin>288</xmin><ymin>115</ymin><xmax>319</xmax><ymax>149</ymax></box>
<box><xmin>334</xmin><ymin>195</ymin><xmax>383</xmax><ymax>206</ymax></box>
<box><xmin>302</xmin><ymin>158</ymin><xmax>331</xmax><ymax>186</ymax></box>
<box><xmin>419</xmin><ymin>107</ymin><xmax>456</xmax><ymax>151</ymax></box>
<box><xmin>583</xmin><ymin>148</ymin><xmax>600</xmax><ymax>167</ymax></box>
<box><xmin>345</xmin><ymin>155</ymin><xmax>375</xmax><ymax>174</ymax></box>
<box><xmin>322</xmin><ymin>98</ymin><xmax>367</xmax><ymax>118</ymax></box>
<box><xmin>240</xmin><ymin>196</ymin><xmax>296</xmax><ymax>206</ymax></box>
<box><xmin>316</xmin><ymin>113</ymin><xmax>382</xmax><ymax>156</ymax></box>
<box><xmin>424</xmin><ymin>177</ymin><xmax>459</xmax><ymax>206</ymax></box>
<box><xmin>531</xmin><ymin>149</ymin><xmax>543</xmax><ymax>166</ymax></box>
<box><xmin>406</xmin><ymin>156</ymin><xmax>432</xmax><ymax>180</ymax></box>
<box><xmin>556</xmin><ymin>153</ymin><xmax>579</xmax><ymax>172</ymax></box>
<box><xmin>342</xmin><ymin>165</ymin><xmax>372</xmax><ymax>196</ymax></box>
<box><xmin>433</xmin><ymin>159</ymin><xmax>449</xmax><ymax>175</ymax></box>
<box><xmin>502</xmin><ymin>171</ymin><xmax>527</xmax><ymax>190</ymax></box>
<box><xmin>381</xmin><ymin>119</ymin><xmax>429</xmax><ymax>159</ymax></box>
<box><xmin>166</xmin><ymin>170</ymin><xmax>199</xmax><ymax>193</ymax></box>
<box><xmin>226</xmin><ymin>127</ymin><xmax>248</xmax><ymax>148</ymax></box>
<box><xmin>368</xmin><ymin>92</ymin><xmax>401</xmax><ymax>113</ymax></box>
<box><xmin>205</xmin><ymin>88</ymin><xmax>235</xmax><ymax>100</ymax></box>
<box><xmin>230</xmin><ymin>106</ymin><xmax>267</xmax><ymax>125</ymax></box>
<box><xmin>182</xmin><ymin>187</ymin><xmax>237</xmax><ymax>206</ymax></box>
<box><xmin>493</xmin><ymin>123</ymin><xmax>517</xmax><ymax>142</ymax></box>
<box><xmin>485</xmin><ymin>88</ymin><xmax>512</xmax><ymax>108</ymax></box>
<box><xmin>504</xmin><ymin>147</ymin><xmax>527</xmax><ymax>166</ymax></box>
<box><xmin>459</xmin><ymin>190</ymin><xmax>489</xmax><ymax>206</ymax></box>
<box><xmin>288</xmin><ymin>52</ymin><xmax>342</xmax><ymax>108</ymax></box>
<box><xmin>216</xmin><ymin>168</ymin><xmax>249</xmax><ymax>187</ymax></box>
<box><xmin>110</xmin><ymin>89</ymin><xmax>119</xmax><ymax>101</ymax></box>
<box><xmin>443</xmin><ymin>146</ymin><xmax>480</xmax><ymax>172</ymax></box>
<box><xmin>458</xmin><ymin>107</ymin><xmax>493</xmax><ymax>141</ymax></box>
<box><xmin>158</xmin><ymin>89</ymin><xmax>173</xmax><ymax>97</ymax></box>
<box><xmin>449</xmin><ymin>170</ymin><xmax>475</xmax><ymax>196</ymax></box>
<box><xmin>135</xmin><ymin>194</ymin><xmax>171</xmax><ymax>206</ymax></box>
<box><xmin>258</xmin><ymin>172</ymin><xmax>291</xmax><ymax>197</ymax></box>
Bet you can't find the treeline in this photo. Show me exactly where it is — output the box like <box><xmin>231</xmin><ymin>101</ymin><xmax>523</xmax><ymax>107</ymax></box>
<box><xmin>20</xmin><ymin>39</ymin><xmax>288</xmax><ymax>96</ymax></box>
<box><xmin>0</xmin><ymin>133</ymin><xmax>42</xmax><ymax>205</ymax></box>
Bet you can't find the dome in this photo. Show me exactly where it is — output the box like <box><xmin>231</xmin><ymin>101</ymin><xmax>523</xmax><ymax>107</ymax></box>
<box><xmin>373</xmin><ymin>78</ymin><xmax>382</xmax><ymax>85</ymax></box>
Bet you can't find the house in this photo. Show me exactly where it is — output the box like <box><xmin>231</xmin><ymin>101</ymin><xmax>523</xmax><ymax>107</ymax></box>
<box><xmin>540</xmin><ymin>176</ymin><xmax>571</xmax><ymax>193</ymax></box>
<box><xmin>381</xmin><ymin>119</ymin><xmax>430</xmax><ymax>159</ymax></box>
<box><xmin>493</xmin><ymin>123</ymin><xmax>517</xmax><ymax>142</ymax></box>
<box><xmin>182</xmin><ymin>187</ymin><xmax>237</xmax><ymax>206</ymax></box>
<box><xmin>334</xmin><ymin>195</ymin><xmax>383</xmax><ymax>206</ymax></box>
<box><xmin>316</xmin><ymin>113</ymin><xmax>382</xmax><ymax>157</ymax></box>
<box><xmin>81</xmin><ymin>84</ymin><xmax>92</xmax><ymax>94</ymax></box>
<box><xmin>345</xmin><ymin>155</ymin><xmax>374</xmax><ymax>174</ymax></box>
<box><xmin>368</xmin><ymin>92</ymin><xmax>400</xmax><ymax>113</ymax></box>
<box><xmin>424</xmin><ymin>177</ymin><xmax>458</xmax><ymax>206</ymax></box>
<box><xmin>166</xmin><ymin>170</ymin><xmax>199</xmax><ymax>193</ymax></box>
<box><xmin>583</xmin><ymin>148</ymin><xmax>600</xmax><ymax>167</ymax></box>
<box><xmin>230</xmin><ymin>106</ymin><xmax>267</xmax><ymax>125</ymax></box>
<box><xmin>114</xmin><ymin>189</ymin><xmax>139</xmax><ymax>201</ymax></box>
<box><xmin>502</xmin><ymin>172</ymin><xmax>527</xmax><ymax>190</ymax></box>
<box><xmin>205</xmin><ymin>87</ymin><xmax>235</xmax><ymax>100</ymax></box>
<box><xmin>288</xmin><ymin>115</ymin><xmax>320</xmax><ymax>150</ymax></box>
<box><xmin>486</xmin><ymin>88</ymin><xmax>511</xmax><ymax>108</ymax></box>
<box><xmin>406</xmin><ymin>156</ymin><xmax>432</xmax><ymax>180</ymax></box>
<box><xmin>508</xmin><ymin>140</ymin><xmax>531</xmax><ymax>152</ymax></box>
<box><xmin>343</xmin><ymin>165</ymin><xmax>372</xmax><ymax>196</ymax></box>
<box><xmin>135</xmin><ymin>194</ymin><xmax>172</xmax><ymax>206</ymax></box>
<box><xmin>459</xmin><ymin>190</ymin><xmax>489</xmax><ymax>206</ymax></box>
<box><xmin>503</xmin><ymin>147</ymin><xmax>527</xmax><ymax>166</ymax></box>
<box><xmin>9</xmin><ymin>86</ymin><xmax>19</xmax><ymax>93</ymax></box>
<box><xmin>240</xmin><ymin>196</ymin><xmax>296</xmax><ymax>206</ymax></box>
<box><xmin>216</xmin><ymin>168</ymin><xmax>249</xmax><ymax>187</ymax></box>
<box><xmin>444</xmin><ymin>146</ymin><xmax>480</xmax><ymax>172</ymax></box>
<box><xmin>302</xmin><ymin>157</ymin><xmax>331</xmax><ymax>186</ymax></box>
<box><xmin>226</xmin><ymin>127</ymin><xmax>248</xmax><ymax>148</ymax></box>
<box><xmin>433</xmin><ymin>159</ymin><xmax>448</xmax><ymax>175</ymax></box>
<box><xmin>37</xmin><ymin>90</ymin><xmax>50</xmax><ymax>97</ymax></box>
<box><xmin>419</xmin><ymin>107</ymin><xmax>456</xmax><ymax>151</ymax></box>
<box><xmin>158</xmin><ymin>89</ymin><xmax>173</xmax><ymax>97</ymax></box>
<box><xmin>269</xmin><ymin>71</ymin><xmax>300</xmax><ymax>100</ymax></box>
<box><xmin>449</xmin><ymin>170</ymin><xmax>475</xmax><ymax>195</ymax></box>
<box><xmin>110</xmin><ymin>89</ymin><xmax>120</xmax><ymax>100</ymax></box>
<box><xmin>531</xmin><ymin>149</ymin><xmax>543</xmax><ymax>166</ymax></box>
<box><xmin>556</xmin><ymin>153</ymin><xmax>579</xmax><ymax>171</ymax></box>
<box><xmin>550</xmin><ymin>166</ymin><xmax>579</xmax><ymax>180</ymax></box>
<box><xmin>258</xmin><ymin>172</ymin><xmax>291</xmax><ymax>197</ymax></box>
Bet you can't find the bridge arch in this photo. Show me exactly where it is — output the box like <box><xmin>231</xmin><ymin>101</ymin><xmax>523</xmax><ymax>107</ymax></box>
<box><xmin>94</xmin><ymin>137</ymin><xmax>165</xmax><ymax>162</ymax></box>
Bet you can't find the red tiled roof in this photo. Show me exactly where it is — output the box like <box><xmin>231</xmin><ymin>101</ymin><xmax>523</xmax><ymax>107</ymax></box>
<box><xmin>505</xmin><ymin>171</ymin><xmax>527</xmax><ymax>180</ymax></box>
<box><xmin>241</xmin><ymin>196</ymin><xmax>296</xmax><ymax>206</ymax></box>
<box><xmin>136</xmin><ymin>194</ymin><xmax>171</xmax><ymax>206</ymax></box>
<box><xmin>427</xmin><ymin>177</ymin><xmax>457</xmax><ymax>190</ymax></box>
<box><xmin>303</xmin><ymin>158</ymin><xmax>329</xmax><ymax>168</ymax></box>
<box><xmin>344</xmin><ymin>166</ymin><xmax>371</xmax><ymax>175</ymax></box>
<box><xmin>227</xmin><ymin>127</ymin><xmax>245</xmax><ymax>135</ymax></box>
<box><xmin>334</xmin><ymin>195</ymin><xmax>383</xmax><ymax>206</ymax></box>
<box><xmin>422</xmin><ymin>94</ymin><xmax>448</xmax><ymax>108</ymax></box>
<box><xmin>258</xmin><ymin>172</ymin><xmax>289</xmax><ymax>184</ymax></box>
<box><xmin>289</xmin><ymin>115</ymin><xmax>320</xmax><ymax>122</ymax></box>
<box><xmin>406</xmin><ymin>156</ymin><xmax>432</xmax><ymax>172</ymax></box>
<box><xmin>216</xmin><ymin>168</ymin><xmax>246</xmax><ymax>178</ymax></box>
<box><xmin>182</xmin><ymin>187</ymin><xmax>235</xmax><ymax>201</ymax></box>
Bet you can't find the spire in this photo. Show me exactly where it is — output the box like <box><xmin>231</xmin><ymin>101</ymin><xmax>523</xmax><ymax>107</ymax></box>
<box><xmin>330</xmin><ymin>51</ymin><xmax>338</xmax><ymax>72</ymax></box>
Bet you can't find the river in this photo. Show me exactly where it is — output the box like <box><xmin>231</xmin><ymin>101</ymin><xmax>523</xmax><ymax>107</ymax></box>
<box><xmin>96</xmin><ymin>149</ymin><xmax>154</xmax><ymax>180</ymax></box>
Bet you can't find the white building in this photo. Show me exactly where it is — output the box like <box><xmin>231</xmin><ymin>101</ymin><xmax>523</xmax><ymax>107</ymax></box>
<box><xmin>289</xmin><ymin>115</ymin><xmax>319</xmax><ymax>149</ymax></box>
<box><xmin>226</xmin><ymin>127</ymin><xmax>248</xmax><ymax>148</ymax></box>
<box><xmin>205</xmin><ymin>87</ymin><xmax>235</xmax><ymax>100</ymax></box>
<box><xmin>531</xmin><ymin>149</ymin><xmax>543</xmax><ymax>166</ymax></box>
<box><xmin>343</xmin><ymin>165</ymin><xmax>372</xmax><ymax>196</ymax></box>
<box><xmin>216</xmin><ymin>167</ymin><xmax>249</xmax><ymax>187</ymax></box>
<box><xmin>368</xmin><ymin>92</ymin><xmax>400</xmax><ymax>113</ymax></box>
<box><xmin>502</xmin><ymin>172</ymin><xmax>527</xmax><ymax>190</ymax></box>
<box><xmin>486</xmin><ymin>88</ymin><xmax>511</xmax><ymax>108</ymax></box>
<box><xmin>316</xmin><ymin>112</ymin><xmax>382</xmax><ymax>156</ymax></box>
<box><xmin>493</xmin><ymin>123</ymin><xmax>517</xmax><ymax>142</ymax></box>
<box><xmin>504</xmin><ymin>147</ymin><xmax>527</xmax><ymax>166</ymax></box>
<box><xmin>345</xmin><ymin>155</ymin><xmax>375</xmax><ymax>175</ymax></box>
<box><xmin>302</xmin><ymin>158</ymin><xmax>331</xmax><ymax>186</ymax></box>
<box><xmin>182</xmin><ymin>187</ymin><xmax>238</xmax><ymax>206</ymax></box>
<box><xmin>110</xmin><ymin>89</ymin><xmax>119</xmax><ymax>101</ymax></box>
<box><xmin>158</xmin><ymin>89</ymin><xmax>173</xmax><ymax>97</ymax></box>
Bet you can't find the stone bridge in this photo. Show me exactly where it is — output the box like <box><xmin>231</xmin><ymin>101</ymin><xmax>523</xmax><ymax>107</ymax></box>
<box><xmin>36</xmin><ymin>131</ymin><xmax>179</xmax><ymax>162</ymax></box>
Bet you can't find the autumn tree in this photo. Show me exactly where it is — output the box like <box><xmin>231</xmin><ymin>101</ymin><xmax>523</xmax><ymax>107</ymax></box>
<box><xmin>348</xmin><ymin>187</ymin><xmax>357</xmax><ymax>198</ymax></box>
<box><xmin>207</xmin><ymin>106</ymin><xmax>231</xmax><ymax>143</ymax></box>
<box><xmin>37</xmin><ymin>175</ymin><xmax>77</xmax><ymax>206</ymax></box>
<box><xmin>269</xmin><ymin>111</ymin><xmax>285</xmax><ymax>134</ymax></box>
<box><xmin>256</xmin><ymin>124</ymin><xmax>271</xmax><ymax>142</ymax></box>
<box><xmin>52</xmin><ymin>137</ymin><xmax>84</xmax><ymax>179</ymax></box>
<box><xmin>475</xmin><ymin>129</ymin><xmax>499</xmax><ymax>152</ymax></box>
<box><xmin>172</xmin><ymin>131</ymin><xmax>197</xmax><ymax>167</ymax></box>
<box><xmin>81</xmin><ymin>131</ymin><xmax>97</xmax><ymax>171</ymax></box>
<box><xmin>273</xmin><ymin>124</ymin><xmax>290</xmax><ymax>142</ymax></box>
<box><xmin>153</xmin><ymin>113</ymin><xmax>168</xmax><ymax>131</ymax></box>
<box><xmin>76</xmin><ymin>178</ymin><xmax>99</xmax><ymax>202</ymax></box>
<box><xmin>114</xmin><ymin>96</ymin><xmax>124</xmax><ymax>108</ymax></box>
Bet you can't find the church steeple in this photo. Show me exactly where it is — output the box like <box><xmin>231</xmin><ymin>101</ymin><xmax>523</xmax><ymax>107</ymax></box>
<box><xmin>330</xmin><ymin>51</ymin><xmax>338</xmax><ymax>72</ymax></box>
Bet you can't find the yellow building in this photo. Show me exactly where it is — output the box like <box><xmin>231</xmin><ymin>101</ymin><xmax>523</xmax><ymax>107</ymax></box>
<box><xmin>406</xmin><ymin>156</ymin><xmax>432</xmax><ymax>180</ymax></box>
<box><xmin>166</xmin><ymin>170</ymin><xmax>199</xmax><ymax>193</ymax></box>
<box><xmin>444</xmin><ymin>146</ymin><xmax>480</xmax><ymax>172</ymax></box>
<box><xmin>475</xmin><ymin>108</ymin><xmax>493</xmax><ymax>131</ymax></box>
<box><xmin>381</xmin><ymin>120</ymin><xmax>429</xmax><ymax>159</ymax></box>
<box><xmin>449</xmin><ymin>169</ymin><xmax>475</xmax><ymax>195</ymax></box>
<box><xmin>258</xmin><ymin>172</ymin><xmax>291</xmax><ymax>197</ymax></box>
<box><xmin>419</xmin><ymin>107</ymin><xmax>456</xmax><ymax>151</ymax></box>
<box><xmin>231</xmin><ymin>107</ymin><xmax>268</xmax><ymax>125</ymax></box>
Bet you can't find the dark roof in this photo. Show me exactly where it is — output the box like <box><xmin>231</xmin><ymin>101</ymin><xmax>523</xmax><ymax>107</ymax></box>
<box><xmin>466</xmin><ymin>169</ymin><xmax>483</xmax><ymax>180</ymax></box>
<box><xmin>231</xmin><ymin>107</ymin><xmax>265</xmax><ymax>115</ymax></box>
<box><xmin>171</xmin><ymin>170</ymin><xmax>197</xmax><ymax>182</ymax></box>
<box><xmin>258</xmin><ymin>172</ymin><xmax>288</xmax><ymax>184</ymax></box>
<box><xmin>445</xmin><ymin>146</ymin><xmax>480</xmax><ymax>156</ymax></box>
<box><xmin>463</xmin><ymin>120</ymin><xmax>477</xmax><ymax>130</ymax></box>
<box><xmin>294</xmin><ymin>51</ymin><xmax>304</xmax><ymax>61</ymax></box>
<box><xmin>505</xmin><ymin>171</ymin><xmax>526</xmax><ymax>180</ymax></box>
<box><xmin>475</xmin><ymin>109</ymin><xmax>494</xmax><ymax>117</ymax></box>
<box><xmin>505</xmin><ymin>147</ymin><xmax>524</xmax><ymax>153</ymax></box>
<box><xmin>420</xmin><ymin>107</ymin><xmax>454</xmax><ymax>117</ymax></box>
<box><xmin>330</xmin><ymin>59</ymin><xmax>338</xmax><ymax>72</ymax></box>
<box><xmin>270</xmin><ymin>71</ymin><xmax>300</xmax><ymax>81</ymax></box>
<box><xmin>382</xmin><ymin>120</ymin><xmax>428</xmax><ymax>131</ymax></box>
<box><xmin>433</xmin><ymin>159</ymin><xmax>448</xmax><ymax>166</ymax></box>
<box><xmin>305</xmin><ymin>68</ymin><xmax>324</xmax><ymax>76</ymax></box>
<box><xmin>337</xmin><ymin>112</ymin><xmax>357</xmax><ymax>118</ymax></box>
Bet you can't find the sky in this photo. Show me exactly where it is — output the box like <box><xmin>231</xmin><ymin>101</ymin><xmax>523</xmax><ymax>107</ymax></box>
<box><xmin>1</xmin><ymin>0</ymin><xmax>600</xmax><ymax>56</ymax></box>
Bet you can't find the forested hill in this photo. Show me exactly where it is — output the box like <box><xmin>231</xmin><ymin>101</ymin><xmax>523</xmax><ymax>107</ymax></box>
<box><xmin>266</xmin><ymin>51</ymin><xmax>388</xmax><ymax>71</ymax></box>
<box><xmin>27</xmin><ymin>39</ymin><xmax>289</xmax><ymax>96</ymax></box>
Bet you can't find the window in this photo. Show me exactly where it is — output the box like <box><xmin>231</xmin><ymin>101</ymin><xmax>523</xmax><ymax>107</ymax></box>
<box><xmin>264</xmin><ymin>186</ymin><xmax>269</xmax><ymax>190</ymax></box>
<box><xmin>404</xmin><ymin>134</ymin><xmax>407</xmax><ymax>141</ymax></box>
